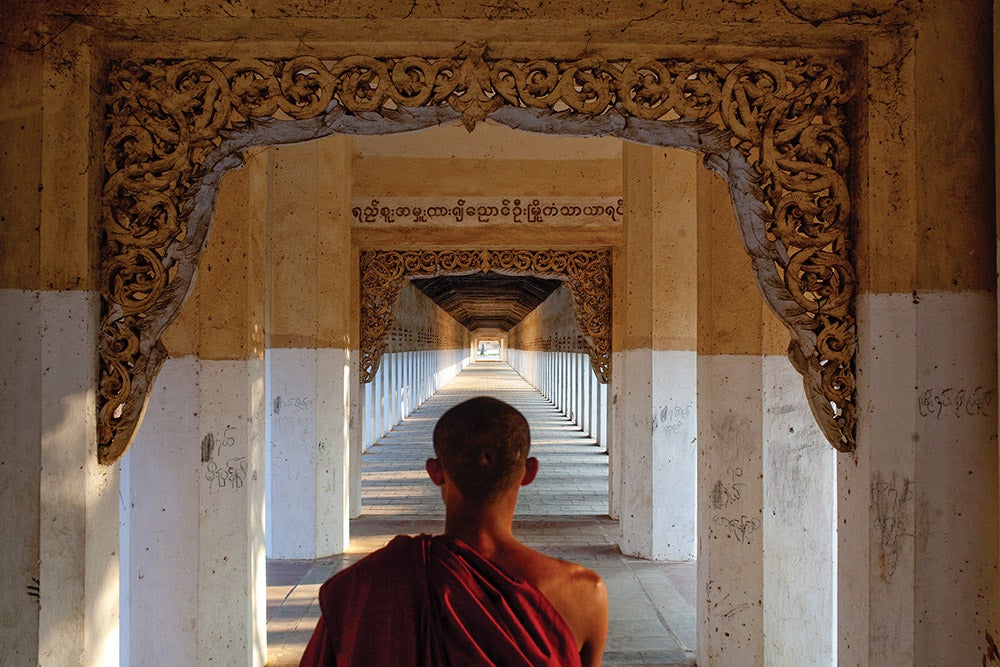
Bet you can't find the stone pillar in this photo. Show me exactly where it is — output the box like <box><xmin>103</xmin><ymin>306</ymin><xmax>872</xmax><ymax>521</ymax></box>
<box><xmin>267</xmin><ymin>137</ymin><xmax>352</xmax><ymax>558</ymax></box>
<box><xmin>0</xmin><ymin>28</ymin><xmax>120</xmax><ymax>667</ymax></box>
<box><xmin>840</xmin><ymin>3</ymin><xmax>1000</xmax><ymax>663</ymax></box>
<box><xmin>195</xmin><ymin>152</ymin><xmax>269</xmax><ymax>666</ymax></box>
<box><xmin>125</xmin><ymin>151</ymin><xmax>269</xmax><ymax>666</ymax></box>
<box><xmin>696</xmin><ymin>165</ymin><xmax>765</xmax><ymax>665</ymax></box>
<box><xmin>616</xmin><ymin>144</ymin><xmax>697</xmax><ymax>560</ymax></box>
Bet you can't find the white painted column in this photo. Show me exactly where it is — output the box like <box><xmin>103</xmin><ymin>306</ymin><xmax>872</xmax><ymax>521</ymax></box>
<box><xmin>196</xmin><ymin>359</ymin><xmax>267</xmax><ymax>667</ymax></box>
<box><xmin>1</xmin><ymin>289</ymin><xmax>44</xmax><ymax>664</ymax></box>
<box><xmin>195</xmin><ymin>153</ymin><xmax>269</xmax><ymax>667</ymax></box>
<box><xmin>268</xmin><ymin>349</ymin><xmax>350</xmax><ymax>557</ymax></box>
<box><xmin>5</xmin><ymin>29</ymin><xmax>122</xmax><ymax>667</ymax></box>
<box><xmin>390</xmin><ymin>353</ymin><xmax>399</xmax><ymax>427</ymax></box>
<box><xmin>377</xmin><ymin>360</ymin><xmax>385</xmax><ymax>438</ymax></box>
<box><xmin>266</xmin><ymin>138</ymin><xmax>353</xmax><ymax>558</ymax></box>
<box><xmin>123</xmin><ymin>358</ymin><xmax>200</xmax><ymax>665</ymax></box>
<box><xmin>575</xmin><ymin>354</ymin><xmax>583</xmax><ymax>428</ymax></box>
<box><xmin>595</xmin><ymin>379</ymin><xmax>606</xmax><ymax>451</ymax></box>
<box><xmin>1</xmin><ymin>296</ymin><xmax>118</xmax><ymax>667</ymax></box>
<box><xmin>838</xmin><ymin>12</ymin><xmax>999</xmax><ymax>662</ymax></box>
<box><xmin>762</xmin><ymin>353</ymin><xmax>836</xmax><ymax>664</ymax></box>
<box><xmin>697</xmin><ymin>355</ymin><xmax>764</xmax><ymax>663</ymax></box>
<box><xmin>348</xmin><ymin>355</ymin><xmax>363</xmax><ymax>521</ymax></box>
<box><xmin>36</xmin><ymin>292</ymin><xmax>120</xmax><ymax>667</ymax></box>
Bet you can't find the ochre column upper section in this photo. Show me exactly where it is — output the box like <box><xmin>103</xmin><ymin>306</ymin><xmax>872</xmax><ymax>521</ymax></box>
<box><xmin>162</xmin><ymin>152</ymin><xmax>268</xmax><ymax>360</ymax></box>
<box><xmin>268</xmin><ymin>137</ymin><xmax>354</xmax><ymax>351</ymax></box>
<box><xmin>697</xmin><ymin>168</ymin><xmax>765</xmax><ymax>357</ymax></box>
<box><xmin>619</xmin><ymin>144</ymin><xmax>699</xmax><ymax>354</ymax></box>
<box><xmin>0</xmin><ymin>47</ymin><xmax>42</xmax><ymax>291</ymax></box>
<box><xmin>913</xmin><ymin>0</ymin><xmax>994</xmax><ymax>293</ymax></box>
<box><xmin>0</xmin><ymin>26</ymin><xmax>97</xmax><ymax>293</ymax></box>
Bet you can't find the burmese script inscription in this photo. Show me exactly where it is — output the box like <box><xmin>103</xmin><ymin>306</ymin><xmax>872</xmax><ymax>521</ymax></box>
<box><xmin>352</xmin><ymin>197</ymin><xmax>624</xmax><ymax>226</ymax></box>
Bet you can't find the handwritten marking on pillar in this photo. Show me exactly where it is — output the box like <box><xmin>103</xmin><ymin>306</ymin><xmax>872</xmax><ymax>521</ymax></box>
<box><xmin>711</xmin><ymin>467</ymin><xmax>745</xmax><ymax>510</ymax></box>
<box><xmin>917</xmin><ymin>386</ymin><xmax>994</xmax><ymax>419</ymax></box>
<box><xmin>205</xmin><ymin>457</ymin><xmax>248</xmax><ymax>490</ymax></box>
<box><xmin>715</xmin><ymin>515</ymin><xmax>760</xmax><ymax>543</ymax></box>
<box><xmin>871</xmin><ymin>472</ymin><xmax>913</xmax><ymax>581</ymax></box>
<box><xmin>652</xmin><ymin>403</ymin><xmax>693</xmax><ymax>435</ymax></box>
<box><xmin>26</xmin><ymin>577</ymin><xmax>39</xmax><ymax>600</ymax></box>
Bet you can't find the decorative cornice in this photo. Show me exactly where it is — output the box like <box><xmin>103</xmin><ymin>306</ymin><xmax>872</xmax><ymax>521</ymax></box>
<box><xmin>98</xmin><ymin>46</ymin><xmax>856</xmax><ymax>462</ymax></box>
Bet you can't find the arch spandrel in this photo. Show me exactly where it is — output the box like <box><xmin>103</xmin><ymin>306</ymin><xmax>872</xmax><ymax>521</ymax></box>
<box><xmin>98</xmin><ymin>47</ymin><xmax>857</xmax><ymax>463</ymax></box>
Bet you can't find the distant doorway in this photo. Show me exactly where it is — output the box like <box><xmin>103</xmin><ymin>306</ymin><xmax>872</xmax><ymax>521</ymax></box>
<box><xmin>475</xmin><ymin>338</ymin><xmax>503</xmax><ymax>361</ymax></box>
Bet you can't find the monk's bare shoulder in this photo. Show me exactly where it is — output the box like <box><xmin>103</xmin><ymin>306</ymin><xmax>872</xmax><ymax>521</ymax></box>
<box><xmin>504</xmin><ymin>546</ymin><xmax>608</xmax><ymax>663</ymax></box>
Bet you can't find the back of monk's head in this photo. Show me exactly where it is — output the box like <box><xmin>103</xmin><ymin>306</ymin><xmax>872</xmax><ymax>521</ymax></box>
<box><xmin>433</xmin><ymin>396</ymin><xmax>531</xmax><ymax>504</ymax></box>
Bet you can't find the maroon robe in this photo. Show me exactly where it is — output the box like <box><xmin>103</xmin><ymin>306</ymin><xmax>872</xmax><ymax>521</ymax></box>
<box><xmin>300</xmin><ymin>534</ymin><xmax>581</xmax><ymax>666</ymax></box>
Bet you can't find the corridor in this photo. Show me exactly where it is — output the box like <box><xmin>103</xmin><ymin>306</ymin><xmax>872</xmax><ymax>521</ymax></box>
<box><xmin>266</xmin><ymin>364</ymin><xmax>696</xmax><ymax>666</ymax></box>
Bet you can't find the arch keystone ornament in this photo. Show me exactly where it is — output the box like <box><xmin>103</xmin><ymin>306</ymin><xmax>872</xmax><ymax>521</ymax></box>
<box><xmin>98</xmin><ymin>47</ymin><xmax>857</xmax><ymax>463</ymax></box>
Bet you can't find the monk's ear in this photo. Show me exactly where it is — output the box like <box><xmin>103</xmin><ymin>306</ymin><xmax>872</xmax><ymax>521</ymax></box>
<box><xmin>426</xmin><ymin>458</ymin><xmax>445</xmax><ymax>486</ymax></box>
<box><xmin>520</xmin><ymin>456</ymin><xmax>539</xmax><ymax>486</ymax></box>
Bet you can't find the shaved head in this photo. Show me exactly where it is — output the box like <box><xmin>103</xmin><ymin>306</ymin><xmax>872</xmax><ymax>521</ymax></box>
<box><xmin>432</xmin><ymin>396</ymin><xmax>531</xmax><ymax>504</ymax></box>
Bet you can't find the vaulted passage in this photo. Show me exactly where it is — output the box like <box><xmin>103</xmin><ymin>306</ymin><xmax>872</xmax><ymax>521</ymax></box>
<box><xmin>360</xmin><ymin>365</ymin><xmax>607</xmax><ymax>518</ymax></box>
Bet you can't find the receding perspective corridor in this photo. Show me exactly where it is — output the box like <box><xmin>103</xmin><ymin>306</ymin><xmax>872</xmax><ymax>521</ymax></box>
<box><xmin>265</xmin><ymin>365</ymin><xmax>696</xmax><ymax>666</ymax></box>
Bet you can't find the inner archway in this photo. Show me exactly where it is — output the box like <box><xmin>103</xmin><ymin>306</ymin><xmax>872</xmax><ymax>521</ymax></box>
<box><xmin>359</xmin><ymin>248</ymin><xmax>612</xmax><ymax>383</ymax></box>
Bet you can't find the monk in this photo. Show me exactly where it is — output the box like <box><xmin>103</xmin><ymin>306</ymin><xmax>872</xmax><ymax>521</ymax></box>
<box><xmin>300</xmin><ymin>396</ymin><xmax>608</xmax><ymax>666</ymax></box>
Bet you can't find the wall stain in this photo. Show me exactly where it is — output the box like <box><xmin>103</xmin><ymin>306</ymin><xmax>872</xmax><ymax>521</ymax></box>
<box><xmin>984</xmin><ymin>630</ymin><xmax>999</xmax><ymax>665</ymax></box>
<box><xmin>200</xmin><ymin>432</ymin><xmax>215</xmax><ymax>463</ymax></box>
<box><xmin>872</xmin><ymin>471</ymin><xmax>913</xmax><ymax>581</ymax></box>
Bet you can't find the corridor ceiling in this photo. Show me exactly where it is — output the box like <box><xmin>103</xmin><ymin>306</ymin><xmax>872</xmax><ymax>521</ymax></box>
<box><xmin>411</xmin><ymin>272</ymin><xmax>562</xmax><ymax>332</ymax></box>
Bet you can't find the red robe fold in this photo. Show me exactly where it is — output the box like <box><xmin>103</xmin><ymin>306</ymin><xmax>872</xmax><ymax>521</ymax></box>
<box><xmin>300</xmin><ymin>534</ymin><xmax>581</xmax><ymax>667</ymax></box>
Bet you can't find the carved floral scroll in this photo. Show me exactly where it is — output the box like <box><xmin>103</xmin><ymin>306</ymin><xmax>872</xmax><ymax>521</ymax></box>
<box><xmin>360</xmin><ymin>249</ymin><xmax>612</xmax><ymax>384</ymax></box>
<box><xmin>99</xmin><ymin>46</ymin><xmax>857</xmax><ymax>462</ymax></box>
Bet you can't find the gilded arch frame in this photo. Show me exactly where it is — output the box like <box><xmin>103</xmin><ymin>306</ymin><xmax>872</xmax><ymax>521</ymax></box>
<box><xmin>359</xmin><ymin>248</ymin><xmax>613</xmax><ymax>384</ymax></box>
<box><xmin>99</xmin><ymin>45</ymin><xmax>856</xmax><ymax>462</ymax></box>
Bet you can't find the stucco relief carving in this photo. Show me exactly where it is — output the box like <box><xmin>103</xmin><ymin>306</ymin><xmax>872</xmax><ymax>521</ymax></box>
<box><xmin>99</xmin><ymin>46</ymin><xmax>857</xmax><ymax>462</ymax></box>
<box><xmin>360</xmin><ymin>249</ymin><xmax>612</xmax><ymax>384</ymax></box>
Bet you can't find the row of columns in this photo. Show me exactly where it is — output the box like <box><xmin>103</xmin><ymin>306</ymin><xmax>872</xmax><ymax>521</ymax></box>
<box><xmin>507</xmin><ymin>349</ymin><xmax>609</xmax><ymax>449</ymax></box>
<box><xmin>361</xmin><ymin>349</ymin><xmax>470</xmax><ymax>450</ymax></box>
<box><xmin>614</xmin><ymin>145</ymin><xmax>839</xmax><ymax>664</ymax></box>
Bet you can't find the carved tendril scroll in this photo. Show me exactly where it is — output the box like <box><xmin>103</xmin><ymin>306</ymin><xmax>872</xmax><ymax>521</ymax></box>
<box><xmin>99</xmin><ymin>45</ymin><xmax>857</xmax><ymax>463</ymax></box>
<box><xmin>360</xmin><ymin>249</ymin><xmax>612</xmax><ymax>384</ymax></box>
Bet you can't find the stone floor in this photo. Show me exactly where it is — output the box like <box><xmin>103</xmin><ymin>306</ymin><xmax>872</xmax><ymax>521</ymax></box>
<box><xmin>266</xmin><ymin>363</ymin><xmax>696</xmax><ymax>666</ymax></box>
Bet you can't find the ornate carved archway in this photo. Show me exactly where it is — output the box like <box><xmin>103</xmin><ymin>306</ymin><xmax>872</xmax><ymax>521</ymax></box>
<box><xmin>99</xmin><ymin>46</ymin><xmax>856</xmax><ymax>463</ymax></box>
<box><xmin>359</xmin><ymin>249</ymin><xmax>612</xmax><ymax>384</ymax></box>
